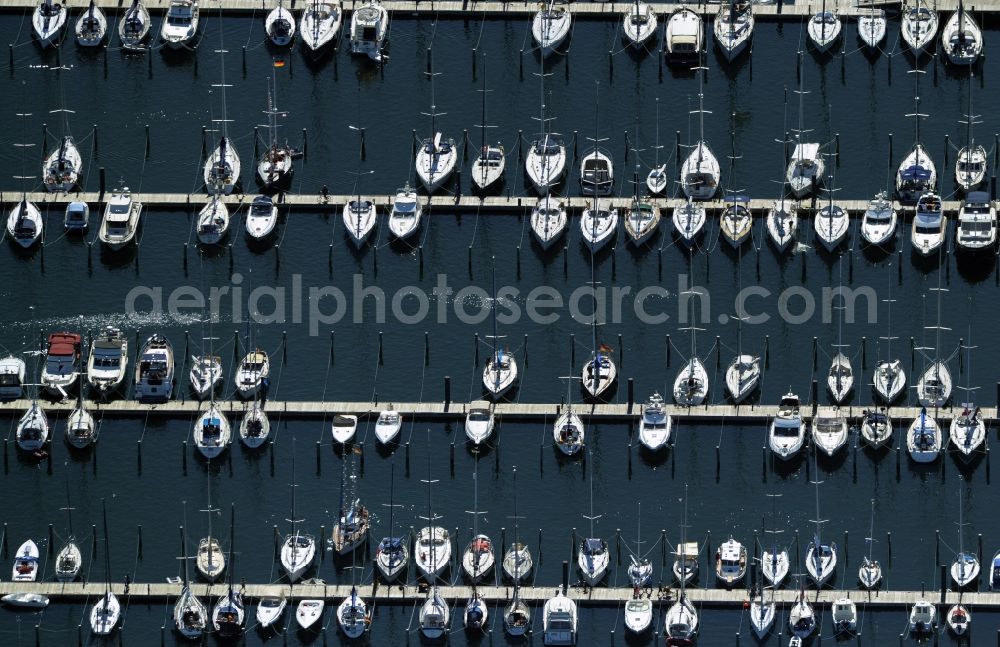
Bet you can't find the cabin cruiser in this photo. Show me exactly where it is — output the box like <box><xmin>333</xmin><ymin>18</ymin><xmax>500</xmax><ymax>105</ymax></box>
<box><xmin>638</xmin><ymin>392</ymin><xmax>671</xmax><ymax>451</ymax></box>
<box><xmin>672</xmin><ymin>542</ymin><xmax>699</xmax><ymax>585</ymax></box>
<box><xmin>12</xmin><ymin>540</ymin><xmax>39</xmax><ymax>581</ymax></box>
<box><xmin>860</xmin><ymin>191</ymin><xmax>896</xmax><ymax>246</ymax></box>
<box><xmin>134</xmin><ymin>334</ymin><xmax>174</xmax><ymax>402</ymax></box>
<box><xmin>388</xmin><ymin>184</ymin><xmax>422</xmax><ymax>239</ymax></box>
<box><xmin>464</xmin><ymin>401</ymin><xmax>494</xmax><ymax>445</ymax></box>
<box><xmin>956</xmin><ymin>191</ymin><xmax>995</xmax><ymax>253</ymax></box>
<box><xmin>160</xmin><ymin>0</ymin><xmax>199</xmax><ymax>47</ymax></box>
<box><xmin>665</xmin><ymin>7</ymin><xmax>702</xmax><ymax>59</ymax></box>
<box><xmin>909</xmin><ymin>600</ymin><xmax>936</xmax><ymax>633</ymax></box>
<box><xmin>715</xmin><ymin>538</ymin><xmax>747</xmax><ymax>588</ymax></box>
<box><xmin>245</xmin><ymin>195</ymin><xmax>277</xmax><ymax>241</ymax></box>
<box><xmin>63</xmin><ymin>202</ymin><xmax>88</xmax><ymax>232</ymax></box>
<box><xmin>330</xmin><ymin>414</ymin><xmax>357</xmax><ymax>445</ymax></box>
<box><xmin>578</xmin><ymin>537</ymin><xmax>609</xmax><ymax>586</ymax></box>
<box><xmin>769</xmin><ymin>392</ymin><xmax>805</xmax><ymax>459</ymax></box>
<box><xmin>0</xmin><ymin>356</ymin><xmax>26</xmax><ymax>400</ymax></box>
<box><xmin>911</xmin><ymin>191</ymin><xmax>946</xmax><ymax>256</ymax></box>
<box><xmin>40</xmin><ymin>332</ymin><xmax>82</xmax><ymax>397</ymax></box>
<box><xmin>812</xmin><ymin>408</ymin><xmax>848</xmax><ymax>456</ymax></box>
<box><xmin>349</xmin><ymin>0</ymin><xmax>388</xmax><ymax>61</ymax></box>
<box><xmin>99</xmin><ymin>184</ymin><xmax>142</xmax><ymax>250</ymax></box>
<box><xmin>832</xmin><ymin>598</ymin><xmax>857</xmax><ymax>634</ymax></box>
<box><xmin>374</xmin><ymin>408</ymin><xmax>402</xmax><ymax>444</ymax></box>
<box><xmin>786</xmin><ymin>143</ymin><xmax>824</xmax><ymax>198</ymax></box>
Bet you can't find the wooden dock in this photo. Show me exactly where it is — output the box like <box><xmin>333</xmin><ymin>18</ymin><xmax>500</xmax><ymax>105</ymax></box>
<box><xmin>0</xmin><ymin>579</ymin><xmax>994</xmax><ymax>608</ymax></box>
<box><xmin>2</xmin><ymin>190</ymin><xmax>967</xmax><ymax>217</ymax></box>
<box><xmin>0</xmin><ymin>397</ymin><xmax>988</xmax><ymax>422</ymax></box>
<box><xmin>0</xmin><ymin>0</ymin><xmax>991</xmax><ymax>19</ymax></box>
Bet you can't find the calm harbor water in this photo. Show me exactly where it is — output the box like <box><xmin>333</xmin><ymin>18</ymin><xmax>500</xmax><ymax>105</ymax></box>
<box><xmin>0</xmin><ymin>9</ymin><xmax>999</xmax><ymax>646</ymax></box>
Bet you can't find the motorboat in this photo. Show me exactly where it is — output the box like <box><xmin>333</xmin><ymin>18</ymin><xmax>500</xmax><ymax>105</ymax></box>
<box><xmin>342</xmin><ymin>199</ymin><xmax>377</xmax><ymax>248</ymax></box>
<box><xmin>532</xmin><ymin>0</ymin><xmax>571</xmax><ymax>56</ymax></box>
<box><xmin>98</xmin><ymin>184</ymin><xmax>142</xmax><ymax>250</ymax></box>
<box><xmin>462</xmin><ymin>534</ymin><xmax>495</xmax><ymax>583</ymax></box>
<box><xmin>769</xmin><ymin>392</ymin><xmax>805</xmax><ymax>460</ymax></box>
<box><xmin>832</xmin><ymin>598</ymin><xmax>857</xmax><ymax>634</ymax></box>
<box><xmin>7</xmin><ymin>199</ymin><xmax>42</xmax><ymax>248</ymax></box>
<box><xmin>665</xmin><ymin>7</ymin><xmax>702</xmax><ymax>59</ymax></box>
<box><xmin>720</xmin><ymin>194</ymin><xmax>752</xmax><ymax>247</ymax></box>
<box><xmin>542</xmin><ymin>588</ymin><xmax>577</xmax><ymax>645</ymax></box>
<box><xmin>725</xmin><ymin>354</ymin><xmax>759</xmax><ymax>403</ymax></box>
<box><xmin>32</xmin><ymin>0</ymin><xmax>66</xmax><ymax>47</ymax></box>
<box><xmin>526</xmin><ymin>134</ymin><xmax>567</xmax><ymax>194</ymax></box>
<box><xmin>553</xmin><ymin>409</ymin><xmax>584</xmax><ymax>456</ymax></box>
<box><xmin>330</xmin><ymin>414</ymin><xmax>357</xmax><ymax>444</ymax></box>
<box><xmin>947</xmin><ymin>604</ymin><xmax>971</xmax><ymax>636</ymax></box>
<box><xmin>911</xmin><ymin>191</ymin><xmax>946</xmax><ymax>256</ymax></box>
<box><xmin>897</xmin><ymin>144</ymin><xmax>936</xmax><ymax>203</ymax></box>
<box><xmin>265</xmin><ymin>0</ymin><xmax>295</xmax><ymax>46</ymax></box>
<box><xmin>204</xmin><ymin>138</ymin><xmax>241</xmax><ymax>195</ymax></box>
<box><xmin>40</xmin><ymin>331</ymin><xmax>82</xmax><ymax>397</ymax></box>
<box><xmin>580</xmin><ymin>149</ymin><xmax>613</xmax><ymax>196</ymax></box>
<box><xmin>827</xmin><ymin>353</ymin><xmax>853</xmax><ymax>403</ymax></box>
<box><xmin>623</xmin><ymin>1</ymin><xmax>656</xmax><ymax>48</ymax></box>
<box><xmin>193</xmin><ymin>406</ymin><xmax>230</xmax><ymax>459</ymax></box>
<box><xmin>160</xmin><ymin>0</ymin><xmax>199</xmax><ymax>48</ymax></box>
<box><xmin>42</xmin><ymin>136</ymin><xmax>81</xmax><ymax>192</ymax></box>
<box><xmin>118</xmin><ymin>0</ymin><xmax>150</xmax><ymax>50</ymax></box>
<box><xmin>239</xmin><ymin>404</ymin><xmax>270</xmax><ymax>448</ymax></box>
<box><xmin>680</xmin><ymin>141</ymin><xmax>719</xmax><ymax>200</ymax></box>
<box><xmin>908</xmin><ymin>408</ymin><xmax>941</xmax><ymax>462</ymax></box>
<box><xmin>860</xmin><ymin>191</ymin><xmax>897</xmax><ymax>246</ymax></box>
<box><xmin>874</xmin><ymin>359</ymin><xmax>906</xmax><ymax>403</ymax></box>
<box><xmin>196</xmin><ymin>198</ymin><xmax>229</xmax><ymax>245</ymax></box>
<box><xmin>235</xmin><ymin>350</ymin><xmax>269</xmax><ymax>398</ymax></box>
<box><xmin>465</xmin><ymin>401</ymin><xmax>494</xmax><ymax>445</ymax></box>
<box><xmin>941</xmin><ymin>2</ymin><xmax>983</xmax><ymax>65</ymax></box>
<box><xmin>766</xmin><ymin>199</ymin><xmax>797</xmax><ymax>252</ymax></box>
<box><xmin>917</xmin><ymin>361</ymin><xmax>951</xmax><ymax>408</ymax></box>
<box><xmin>861</xmin><ymin>409</ymin><xmax>893</xmax><ymax>447</ymax></box>
<box><xmin>578</xmin><ymin>537</ymin><xmax>609</xmax><ymax>586</ymax></box>
<box><xmin>909</xmin><ymin>600</ymin><xmax>936</xmax><ymax>633</ymax></box>
<box><xmin>664</xmin><ymin>594</ymin><xmax>698</xmax><ymax>645</ymax></box>
<box><xmin>16</xmin><ymin>403</ymin><xmax>48</xmax><ymax>452</ymax></box>
<box><xmin>789</xmin><ymin>590</ymin><xmax>816</xmax><ymax>639</ymax></box>
<box><xmin>956</xmin><ymin>191</ymin><xmax>996</xmax><ymax>252</ymax></box>
<box><xmin>388</xmin><ymin>184</ymin><xmax>422</xmax><ymax>239</ymax></box>
<box><xmin>75</xmin><ymin>0</ymin><xmax>107</xmax><ymax>46</ymax></box>
<box><xmin>786</xmin><ymin>143</ymin><xmax>824</xmax><ymax>198</ymax></box>
<box><xmin>0</xmin><ymin>357</ymin><xmax>25</xmax><ymax>400</ymax></box>
<box><xmin>807</xmin><ymin>7</ymin><xmax>842</xmax><ymax>53</ymax></box>
<box><xmin>300</xmin><ymin>0</ymin><xmax>341</xmax><ymax>51</ymax></box>
<box><xmin>349</xmin><ymin>0</ymin><xmax>388</xmax><ymax>61</ymax></box>
<box><xmin>189</xmin><ymin>355</ymin><xmax>222</xmax><ymax>399</ymax></box>
<box><xmin>638</xmin><ymin>392</ymin><xmax>672</xmax><ymax>451</ymax></box>
<box><xmin>246</xmin><ymin>195</ymin><xmax>278</xmax><ymax>240</ymax></box>
<box><xmin>374</xmin><ymin>408</ymin><xmax>402</xmax><ymax>444</ymax></box>
<box><xmin>415</xmin><ymin>526</ymin><xmax>451</xmax><ymax>581</ymax></box>
<box><xmin>134</xmin><ymin>334</ymin><xmax>174</xmax><ymax>402</ymax></box>
<box><xmin>2</xmin><ymin>594</ymin><xmax>48</xmax><ymax>608</ymax></box>
<box><xmin>11</xmin><ymin>540</ymin><xmax>39</xmax><ymax>581</ymax></box>
<box><xmin>64</xmin><ymin>201</ymin><xmax>89</xmax><ymax>232</ymax></box>
<box><xmin>256</xmin><ymin>596</ymin><xmax>286</xmax><ymax>629</ymax></box>
<box><xmin>335</xmin><ymin>588</ymin><xmax>368</xmax><ymax>638</ymax></box>
<box><xmin>332</xmin><ymin>499</ymin><xmax>370</xmax><ymax>555</ymax></box>
<box><xmin>813</xmin><ymin>201</ymin><xmax>849</xmax><ymax>251</ymax></box>
<box><xmin>673</xmin><ymin>358</ymin><xmax>708</xmax><ymax>406</ymax></box>
<box><xmin>416</xmin><ymin>132</ymin><xmax>457</xmax><ymax>193</ymax></box>
<box><xmin>673</xmin><ymin>198</ymin><xmax>706</xmax><ymax>245</ymax></box>
<box><xmin>418</xmin><ymin>589</ymin><xmax>449</xmax><ymax>639</ymax></box>
<box><xmin>857</xmin><ymin>8</ymin><xmax>886</xmax><ymax>49</ymax></box>
<box><xmin>623</xmin><ymin>598</ymin><xmax>652</xmax><ymax>634</ymax></box>
<box><xmin>714</xmin><ymin>0</ymin><xmax>753</xmax><ymax>61</ymax></box>
<box><xmin>471</xmin><ymin>144</ymin><xmax>505</xmax><ymax>191</ymax></box>
<box><xmin>296</xmin><ymin>599</ymin><xmax>323</xmax><ymax>630</ymax></box>
<box><xmin>901</xmin><ymin>3</ymin><xmax>938</xmax><ymax>54</ymax></box>
<box><xmin>812</xmin><ymin>408</ymin><xmax>848</xmax><ymax>456</ymax></box>
<box><xmin>714</xmin><ymin>538</ymin><xmax>747</xmax><ymax>588</ymax></box>
<box><xmin>580</xmin><ymin>201</ymin><xmax>619</xmax><ymax>253</ymax></box>
<box><xmin>950</xmin><ymin>406</ymin><xmax>985</xmax><ymax>458</ymax></box>
<box><xmin>530</xmin><ymin>196</ymin><xmax>567</xmax><ymax>250</ymax></box>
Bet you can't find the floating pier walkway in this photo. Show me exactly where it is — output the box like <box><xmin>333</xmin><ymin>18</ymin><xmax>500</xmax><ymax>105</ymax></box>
<box><xmin>0</xmin><ymin>190</ymin><xmax>968</xmax><ymax>217</ymax></box>
<box><xmin>0</xmin><ymin>398</ymin><xmax>991</xmax><ymax>422</ymax></box>
<box><xmin>0</xmin><ymin>0</ymin><xmax>993</xmax><ymax>19</ymax></box>
<box><xmin>0</xmin><ymin>580</ymin><xmax>993</xmax><ymax>608</ymax></box>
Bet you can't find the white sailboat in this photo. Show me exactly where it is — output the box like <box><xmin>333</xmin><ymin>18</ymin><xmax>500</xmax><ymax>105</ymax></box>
<box><xmin>54</xmin><ymin>484</ymin><xmax>81</xmax><ymax>582</ymax></box>
<box><xmin>532</xmin><ymin>0</ymin><xmax>571</xmax><ymax>56</ymax></box>
<box><xmin>873</xmin><ymin>278</ymin><xmax>905</xmax><ymax>404</ymax></box>
<box><xmin>531</xmin><ymin>196</ymin><xmax>567</xmax><ymax>250</ymax></box>
<box><xmin>300</xmin><ymin>0</ymin><xmax>341</xmax><ymax>51</ymax></box>
<box><xmin>239</xmin><ymin>389</ymin><xmax>270</xmax><ymax>449</ymax></box>
<box><xmin>337</xmin><ymin>586</ymin><xmax>368</xmax><ymax>638</ymax></box>
<box><xmin>193</xmin><ymin>403</ymin><xmax>230</xmax><ymax>459</ymax></box>
<box><xmin>917</xmin><ymin>283</ymin><xmax>952</xmax><ymax>409</ymax></box>
<box><xmin>256</xmin><ymin>79</ymin><xmax>294</xmax><ymax>191</ymax></box>
<box><xmin>785</xmin><ymin>77</ymin><xmax>824</xmax><ymax>198</ymax></box>
<box><xmin>174</xmin><ymin>517</ymin><xmax>208</xmax><ymax>640</ymax></box>
<box><xmin>749</xmin><ymin>583</ymin><xmax>776</xmax><ymax>638</ymax></box>
<box><xmin>7</xmin><ymin>198</ymin><xmax>42</xmax><ymax>249</ymax></box>
<box><xmin>90</xmin><ymin>502</ymin><xmax>121</xmax><ymax>635</ymax></box>
<box><xmin>553</xmin><ymin>366</ymin><xmax>585</xmax><ymax>456</ymax></box>
<box><xmin>343</xmin><ymin>173</ymin><xmax>377</xmax><ymax>247</ymax></box>
<box><xmin>280</xmin><ymin>453</ymin><xmax>315</xmax><ymax>583</ymax></box>
<box><xmin>896</xmin><ymin>70</ymin><xmax>936</xmax><ymax>202</ymax></box>
<box><xmin>861</xmin><ymin>409</ymin><xmax>892</xmax><ymax>448</ymax></box>
<box><xmin>950</xmin><ymin>334</ymin><xmax>985</xmax><ymax>458</ymax></box>
<box><xmin>42</xmin><ymin>135</ymin><xmax>82</xmax><ymax>193</ymax></box>
<box><xmin>196</xmin><ymin>197</ymin><xmax>229</xmax><ymax>245</ymax></box>
<box><xmin>673</xmin><ymin>197</ymin><xmax>706</xmax><ymax>246</ymax></box>
<box><xmin>725</xmin><ymin>265</ymin><xmax>759</xmax><ymax>403</ymax></box>
<box><xmin>909</xmin><ymin>407</ymin><xmax>941</xmax><ymax>462</ymax></box>
<box><xmin>941</xmin><ymin>0</ymin><xmax>983</xmax><ymax>65</ymax></box>
<box><xmin>580</xmin><ymin>260</ymin><xmax>617</xmax><ymax>400</ymax></box>
<box><xmin>483</xmin><ymin>265</ymin><xmax>518</xmax><ymax>399</ymax></box>
<box><xmin>714</xmin><ymin>0</ymin><xmax>753</xmax><ymax>61</ymax></box>
<box><xmin>680</xmin><ymin>73</ymin><xmax>719</xmax><ymax>200</ymax></box>
<box><xmin>761</xmin><ymin>493</ymin><xmax>789</xmax><ymax>586</ymax></box>
<box><xmin>901</xmin><ymin>1</ymin><xmax>938</xmax><ymax>54</ymax></box>
<box><xmin>418</xmin><ymin>588</ymin><xmax>449</xmax><ymax>639</ymax></box>
<box><xmin>813</xmin><ymin>181</ymin><xmax>849</xmax><ymax>252</ymax></box>
<box><xmin>858</xmin><ymin>499</ymin><xmax>883</xmax><ymax>589</ymax></box>
<box><xmin>118</xmin><ymin>0</ymin><xmax>150</xmax><ymax>50</ymax></box>
<box><xmin>789</xmin><ymin>585</ymin><xmax>817</xmax><ymax>638</ymax></box>
<box><xmin>950</xmin><ymin>478</ymin><xmax>979</xmax><ymax>588</ymax></box>
<box><xmin>526</xmin><ymin>58</ymin><xmax>566</xmax><ymax>194</ymax></box>
<box><xmin>75</xmin><ymin>0</ymin><xmax>107</xmax><ymax>47</ymax></box>
<box><xmin>577</xmin><ymin>451</ymin><xmax>609</xmax><ymax>586</ymax></box>
<box><xmin>16</xmin><ymin>400</ymin><xmax>48</xmax><ymax>452</ymax></box>
<box><xmin>265</xmin><ymin>0</ymin><xmax>296</xmax><ymax>46</ymax></box>
<box><xmin>955</xmin><ymin>78</ymin><xmax>986</xmax><ymax>191</ymax></box>
<box><xmin>211</xmin><ymin>508</ymin><xmax>244</xmax><ymax>639</ymax></box>
<box><xmin>502</xmin><ymin>467</ymin><xmax>534</xmax><ymax>583</ymax></box>
<box><xmin>204</xmin><ymin>25</ymin><xmax>240</xmax><ymax>196</ymax></box>
<box><xmin>622</xmin><ymin>0</ymin><xmax>656</xmax><ymax>48</ymax></box>
<box><xmin>646</xmin><ymin>98</ymin><xmax>668</xmax><ymax>194</ymax></box>
<box><xmin>196</xmin><ymin>471</ymin><xmax>225</xmax><ymax>582</ymax></box>
<box><xmin>461</xmin><ymin>463</ymin><xmax>494</xmax><ymax>582</ymax></box>
<box><xmin>638</xmin><ymin>392</ymin><xmax>672</xmax><ymax>451</ymax></box>
<box><xmin>415</xmin><ymin>438</ymin><xmax>451</xmax><ymax>581</ymax></box>
<box><xmin>375</xmin><ymin>466</ymin><xmax>409</xmax><ymax>581</ymax></box>
<box><xmin>671</xmin><ymin>486</ymin><xmax>698</xmax><ymax>586</ymax></box>
<box><xmin>857</xmin><ymin>8</ymin><xmax>886</xmax><ymax>49</ymax></box>
<box><xmin>805</xmin><ymin>450</ymin><xmax>838</xmax><ymax>586</ymax></box>
<box><xmin>580</xmin><ymin>200</ymin><xmax>618</xmax><ymax>253</ymax></box>
<box><xmin>673</xmin><ymin>279</ymin><xmax>708</xmax><ymax>406</ymax></box>
<box><xmin>65</xmin><ymin>383</ymin><xmax>96</xmax><ymax>449</ymax></box>
<box><xmin>664</xmin><ymin>591</ymin><xmax>698</xmax><ymax>644</ymax></box>
<box><xmin>807</xmin><ymin>0</ymin><xmax>842</xmax><ymax>53</ymax></box>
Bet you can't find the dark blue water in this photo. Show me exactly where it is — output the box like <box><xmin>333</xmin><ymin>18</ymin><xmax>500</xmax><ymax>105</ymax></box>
<box><xmin>1</xmin><ymin>8</ymin><xmax>1000</xmax><ymax>646</ymax></box>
